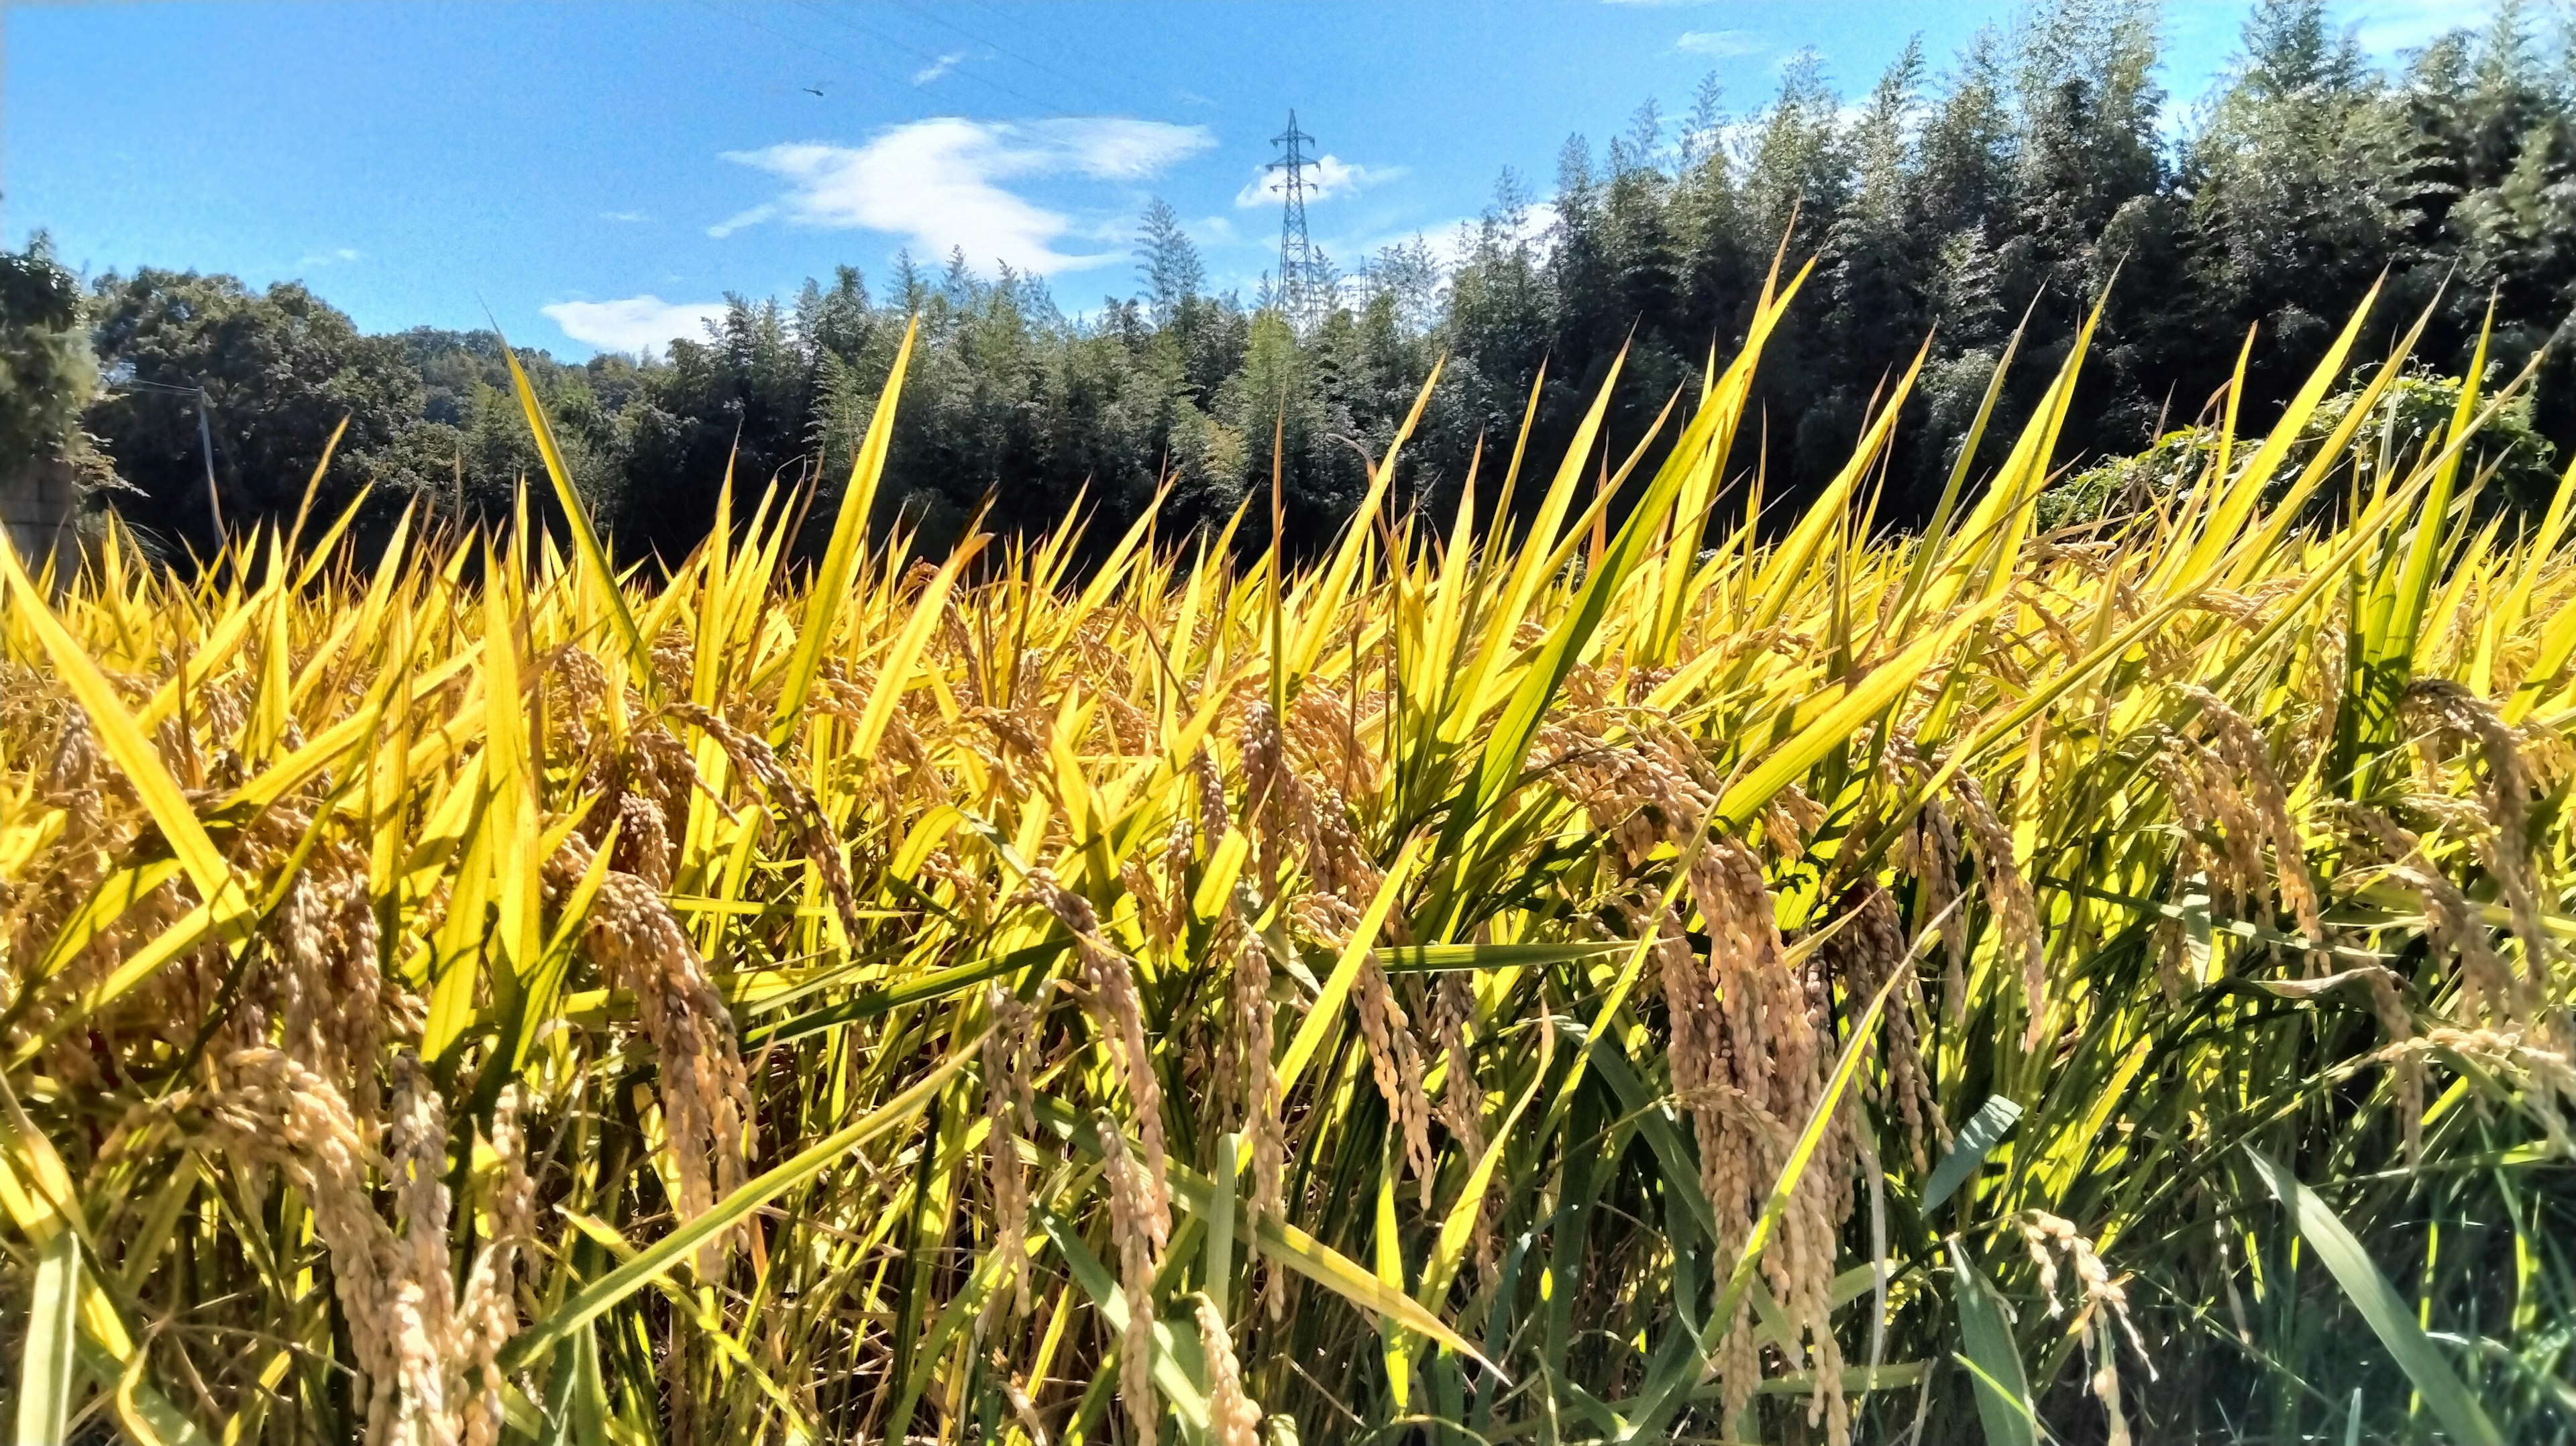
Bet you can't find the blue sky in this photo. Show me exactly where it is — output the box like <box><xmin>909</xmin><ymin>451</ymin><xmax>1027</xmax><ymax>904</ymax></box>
<box><xmin>4</xmin><ymin>0</ymin><xmax>2479</xmax><ymax>358</ymax></box>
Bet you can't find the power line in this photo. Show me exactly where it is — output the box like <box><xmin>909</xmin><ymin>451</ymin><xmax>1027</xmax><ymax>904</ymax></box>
<box><xmin>692</xmin><ymin>0</ymin><xmax>919</xmax><ymax>98</ymax></box>
<box><xmin>790</xmin><ymin>0</ymin><xmax>1071</xmax><ymax>117</ymax></box>
<box><xmin>1268</xmin><ymin>111</ymin><xmax>1328</xmax><ymax>329</ymax></box>
<box><xmin>879</xmin><ymin>0</ymin><xmax>1132</xmax><ymax>114</ymax></box>
<box><xmin>105</xmin><ymin>376</ymin><xmax>226</xmax><ymax>531</ymax></box>
<box><xmin>953</xmin><ymin>0</ymin><xmax>1169</xmax><ymax>107</ymax></box>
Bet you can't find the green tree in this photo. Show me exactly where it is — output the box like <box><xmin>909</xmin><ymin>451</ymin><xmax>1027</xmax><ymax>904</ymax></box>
<box><xmin>58</xmin><ymin>0</ymin><xmax>2576</xmax><ymax>569</ymax></box>
<box><xmin>0</xmin><ymin>237</ymin><xmax>96</xmax><ymax>469</ymax></box>
<box><xmin>84</xmin><ymin>270</ymin><xmax>433</xmax><ymax>555</ymax></box>
<box><xmin>1136</xmin><ymin>197</ymin><xmax>1205</xmax><ymax>324</ymax></box>
<box><xmin>2185</xmin><ymin>1</ymin><xmax>2401</xmax><ymax>383</ymax></box>
<box><xmin>1</xmin><ymin>237</ymin><xmax>104</xmax><ymax>579</ymax></box>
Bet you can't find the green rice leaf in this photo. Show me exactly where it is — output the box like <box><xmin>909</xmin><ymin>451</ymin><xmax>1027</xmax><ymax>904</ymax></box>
<box><xmin>1948</xmin><ymin>1241</ymin><xmax>2038</xmax><ymax>1446</ymax></box>
<box><xmin>1035</xmin><ymin>1210</ymin><xmax>1215</xmax><ymax>1435</ymax></box>
<box><xmin>2245</xmin><ymin>1146</ymin><xmax>2503</xmax><ymax>1446</ymax></box>
<box><xmin>1922</xmin><ymin>1096</ymin><xmax>2023</xmax><ymax>1213</ymax></box>
<box><xmin>499</xmin><ymin>1032</ymin><xmax>979</xmax><ymax>1373</ymax></box>
<box><xmin>16</xmin><ymin>1227</ymin><xmax>81</xmax><ymax>1446</ymax></box>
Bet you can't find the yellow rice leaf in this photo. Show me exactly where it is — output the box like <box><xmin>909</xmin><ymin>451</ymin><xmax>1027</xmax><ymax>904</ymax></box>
<box><xmin>502</xmin><ymin>329</ymin><xmax>657</xmax><ymax>695</ymax></box>
<box><xmin>774</xmin><ymin>317</ymin><xmax>920</xmax><ymax>743</ymax></box>
<box><xmin>0</xmin><ymin>545</ymin><xmax>244</xmax><ymax>916</ymax></box>
<box><xmin>1277</xmin><ymin>836</ymin><xmax>1424</xmax><ymax>1094</ymax></box>
<box><xmin>853</xmin><ymin>531</ymin><xmax>988</xmax><ymax>761</ymax></box>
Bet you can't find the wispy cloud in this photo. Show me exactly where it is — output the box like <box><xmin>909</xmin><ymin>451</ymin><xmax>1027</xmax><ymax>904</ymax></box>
<box><xmin>1675</xmin><ymin>29</ymin><xmax>1764</xmax><ymax>58</ymax></box>
<box><xmin>706</xmin><ymin>203</ymin><xmax>775</xmax><ymax>239</ymax></box>
<box><xmin>2349</xmin><ymin>0</ymin><xmax>2476</xmax><ymax>56</ymax></box>
<box><xmin>912</xmin><ymin>50</ymin><xmax>967</xmax><ymax>85</ymax></box>
<box><xmin>1600</xmin><ymin>0</ymin><xmax>1721</xmax><ymax>7</ymax></box>
<box><xmin>294</xmin><ymin>246</ymin><xmax>363</xmax><ymax>268</ymax></box>
<box><xmin>1233</xmin><ymin>154</ymin><xmax>1401</xmax><ymax>209</ymax></box>
<box><xmin>713</xmin><ymin>117</ymin><xmax>1214</xmax><ymax>274</ymax></box>
<box><xmin>542</xmin><ymin>295</ymin><xmax>728</xmax><ymax>356</ymax></box>
<box><xmin>600</xmin><ymin>209</ymin><xmax>649</xmax><ymax>223</ymax></box>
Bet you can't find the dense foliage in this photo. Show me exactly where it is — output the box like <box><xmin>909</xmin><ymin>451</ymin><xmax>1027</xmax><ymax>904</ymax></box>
<box><xmin>0</xmin><ymin>238</ymin><xmax>98</xmax><ymax>474</ymax></box>
<box><xmin>65</xmin><ymin>0</ymin><xmax>2576</xmax><ymax>569</ymax></box>
<box><xmin>3</xmin><ymin>259</ymin><xmax>2573</xmax><ymax>1444</ymax></box>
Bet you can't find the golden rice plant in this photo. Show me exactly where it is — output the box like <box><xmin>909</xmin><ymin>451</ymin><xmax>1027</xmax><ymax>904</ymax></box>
<box><xmin>2</xmin><ymin>267</ymin><xmax>2572</xmax><ymax>1445</ymax></box>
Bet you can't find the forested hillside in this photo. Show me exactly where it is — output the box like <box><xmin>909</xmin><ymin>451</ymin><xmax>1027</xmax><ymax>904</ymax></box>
<box><xmin>29</xmin><ymin>0</ymin><xmax>2576</xmax><ymax>563</ymax></box>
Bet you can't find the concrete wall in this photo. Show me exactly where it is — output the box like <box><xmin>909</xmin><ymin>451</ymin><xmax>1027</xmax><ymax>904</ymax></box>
<box><xmin>0</xmin><ymin>457</ymin><xmax>79</xmax><ymax>593</ymax></box>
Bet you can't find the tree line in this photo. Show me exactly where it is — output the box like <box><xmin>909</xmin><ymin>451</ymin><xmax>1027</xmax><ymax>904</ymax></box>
<box><xmin>7</xmin><ymin>0</ymin><xmax>2575</xmax><ymax>571</ymax></box>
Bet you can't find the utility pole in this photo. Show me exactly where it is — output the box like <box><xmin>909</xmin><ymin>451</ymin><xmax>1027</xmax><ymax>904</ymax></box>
<box><xmin>197</xmin><ymin>388</ymin><xmax>224</xmax><ymax>540</ymax></box>
<box><xmin>1267</xmin><ymin>111</ymin><xmax>1326</xmax><ymax>329</ymax></box>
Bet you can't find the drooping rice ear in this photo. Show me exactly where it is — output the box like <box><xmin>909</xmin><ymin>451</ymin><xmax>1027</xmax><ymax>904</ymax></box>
<box><xmin>1098</xmin><ymin>1115</ymin><xmax>1163</xmax><ymax>1446</ymax></box>
<box><xmin>1949</xmin><ymin>771</ymin><xmax>2047</xmax><ymax>1050</ymax></box>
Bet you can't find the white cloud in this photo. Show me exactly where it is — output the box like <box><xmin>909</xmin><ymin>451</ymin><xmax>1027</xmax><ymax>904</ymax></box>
<box><xmin>1038</xmin><ymin>117</ymin><xmax>1217</xmax><ymax>180</ymax></box>
<box><xmin>913</xmin><ymin>50</ymin><xmax>967</xmax><ymax>85</ymax></box>
<box><xmin>1601</xmin><ymin>0</ymin><xmax>1719</xmax><ymax>6</ymax></box>
<box><xmin>1232</xmin><ymin>154</ymin><xmax>1402</xmax><ymax>209</ymax></box>
<box><xmin>542</xmin><ymin>295</ymin><xmax>728</xmax><ymax>356</ymax></box>
<box><xmin>715</xmin><ymin>117</ymin><xmax>1214</xmax><ymax>274</ymax></box>
<box><xmin>706</xmin><ymin>203</ymin><xmax>775</xmax><ymax>239</ymax></box>
<box><xmin>295</xmin><ymin>247</ymin><xmax>362</xmax><ymax>268</ymax></box>
<box><xmin>600</xmin><ymin>209</ymin><xmax>648</xmax><ymax>223</ymax></box>
<box><xmin>1676</xmin><ymin>29</ymin><xmax>1764</xmax><ymax>58</ymax></box>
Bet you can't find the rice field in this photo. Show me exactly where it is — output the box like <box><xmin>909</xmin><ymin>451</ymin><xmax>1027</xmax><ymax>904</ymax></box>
<box><xmin>3</xmin><ymin>268</ymin><xmax>2573</xmax><ymax>1446</ymax></box>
